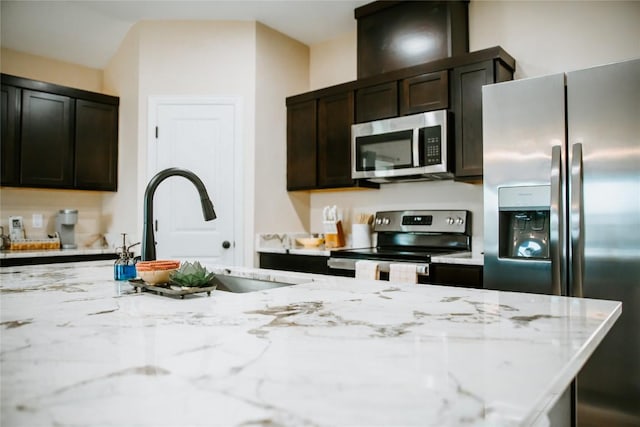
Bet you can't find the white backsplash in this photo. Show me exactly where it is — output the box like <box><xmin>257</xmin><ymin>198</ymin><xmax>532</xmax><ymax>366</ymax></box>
<box><xmin>310</xmin><ymin>179</ymin><xmax>484</xmax><ymax>256</ymax></box>
<box><xmin>0</xmin><ymin>187</ymin><xmax>108</xmax><ymax>249</ymax></box>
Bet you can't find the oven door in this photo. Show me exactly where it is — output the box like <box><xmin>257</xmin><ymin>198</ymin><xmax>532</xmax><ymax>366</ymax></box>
<box><xmin>327</xmin><ymin>257</ymin><xmax>430</xmax><ymax>281</ymax></box>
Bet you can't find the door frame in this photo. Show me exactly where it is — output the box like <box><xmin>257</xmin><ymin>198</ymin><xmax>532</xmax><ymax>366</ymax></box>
<box><xmin>147</xmin><ymin>95</ymin><xmax>244</xmax><ymax>266</ymax></box>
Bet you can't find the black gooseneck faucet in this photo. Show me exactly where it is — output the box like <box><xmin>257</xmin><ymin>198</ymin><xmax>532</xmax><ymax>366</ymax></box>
<box><xmin>142</xmin><ymin>167</ymin><xmax>216</xmax><ymax>261</ymax></box>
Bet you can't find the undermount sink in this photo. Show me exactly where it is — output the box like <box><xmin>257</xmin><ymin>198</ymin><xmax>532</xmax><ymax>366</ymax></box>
<box><xmin>212</xmin><ymin>275</ymin><xmax>297</xmax><ymax>293</ymax></box>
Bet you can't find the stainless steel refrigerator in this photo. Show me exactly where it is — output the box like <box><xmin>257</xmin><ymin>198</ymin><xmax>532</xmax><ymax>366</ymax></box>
<box><xmin>483</xmin><ymin>58</ymin><xmax>639</xmax><ymax>426</ymax></box>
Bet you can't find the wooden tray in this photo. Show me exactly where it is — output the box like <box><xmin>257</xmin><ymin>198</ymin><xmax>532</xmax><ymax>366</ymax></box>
<box><xmin>128</xmin><ymin>279</ymin><xmax>216</xmax><ymax>299</ymax></box>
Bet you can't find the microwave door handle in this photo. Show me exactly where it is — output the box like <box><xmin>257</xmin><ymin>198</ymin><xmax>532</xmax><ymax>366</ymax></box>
<box><xmin>571</xmin><ymin>142</ymin><xmax>585</xmax><ymax>298</ymax></box>
<box><xmin>412</xmin><ymin>128</ymin><xmax>420</xmax><ymax>167</ymax></box>
<box><xmin>550</xmin><ymin>145</ymin><xmax>563</xmax><ymax>296</ymax></box>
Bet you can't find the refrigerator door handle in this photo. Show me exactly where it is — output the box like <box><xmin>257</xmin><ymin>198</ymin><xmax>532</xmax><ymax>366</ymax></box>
<box><xmin>571</xmin><ymin>143</ymin><xmax>585</xmax><ymax>297</ymax></box>
<box><xmin>550</xmin><ymin>145</ymin><xmax>563</xmax><ymax>295</ymax></box>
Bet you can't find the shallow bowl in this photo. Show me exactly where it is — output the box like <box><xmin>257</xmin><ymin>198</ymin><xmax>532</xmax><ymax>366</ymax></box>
<box><xmin>137</xmin><ymin>268</ymin><xmax>178</xmax><ymax>285</ymax></box>
<box><xmin>136</xmin><ymin>260</ymin><xmax>181</xmax><ymax>285</ymax></box>
<box><xmin>295</xmin><ymin>237</ymin><xmax>324</xmax><ymax>248</ymax></box>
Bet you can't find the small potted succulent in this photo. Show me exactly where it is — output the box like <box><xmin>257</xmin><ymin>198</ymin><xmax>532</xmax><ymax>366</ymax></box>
<box><xmin>169</xmin><ymin>261</ymin><xmax>216</xmax><ymax>288</ymax></box>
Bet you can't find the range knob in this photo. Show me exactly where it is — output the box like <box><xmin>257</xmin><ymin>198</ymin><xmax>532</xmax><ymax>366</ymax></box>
<box><xmin>382</xmin><ymin>217</ymin><xmax>390</xmax><ymax>225</ymax></box>
<box><xmin>375</xmin><ymin>217</ymin><xmax>382</xmax><ymax>225</ymax></box>
<box><xmin>446</xmin><ymin>217</ymin><xmax>454</xmax><ymax>225</ymax></box>
<box><xmin>456</xmin><ymin>217</ymin><xmax>464</xmax><ymax>225</ymax></box>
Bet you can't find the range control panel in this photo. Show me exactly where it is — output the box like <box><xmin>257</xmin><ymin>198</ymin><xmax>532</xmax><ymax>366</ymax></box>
<box><xmin>374</xmin><ymin>210</ymin><xmax>469</xmax><ymax>234</ymax></box>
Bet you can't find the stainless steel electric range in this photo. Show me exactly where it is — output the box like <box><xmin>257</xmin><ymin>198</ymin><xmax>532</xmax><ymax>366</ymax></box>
<box><xmin>328</xmin><ymin>210</ymin><xmax>471</xmax><ymax>282</ymax></box>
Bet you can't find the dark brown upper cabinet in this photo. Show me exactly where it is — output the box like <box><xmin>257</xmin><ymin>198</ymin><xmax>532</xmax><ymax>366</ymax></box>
<box><xmin>355</xmin><ymin>1</ymin><xmax>469</xmax><ymax>79</ymax></box>
<box><xmin>400</xmin><ymin>70</ymin><xmax>448</xmax><ymax>116</ymax></box>
<box><xmin>355</xmin><ymin>82</ymin><xmax>398</xmax><ymax>123</ymax></box>
<box><xmin>1</xmin><ymin>85</ymin><xmax>20</xmax><ymax>186</ymax></box>
<box><xmin>20</xmin><ymin>90</ymin><xmax>75</xmax><ymax>188</ymax></box>
<box><xmin>287</xmin><ymin>89</ymin><xmax>377</xmax><ymax>191</ymax></box>
<box><xmin>286</xmin><ymin>99</ymin><xmax>317</xmax><ymax>190</ymax></box>
<box><xmin>450</xmin><ymin>59</ymin><xmax>513</xmax><ymax>181</ymax></box>
<box><xmin>317</xmin><ymin>91</ymin><xmax>355</xmax><ymax>188</ymax></box>
<box><xmin>286</xmin><ymin>47</ymin><xmax>515</xmax><ymax>189</ymax></box>
<box><xmin>0</xmin><ymin>74</ymin><xmax>119</xmax><ymax>191</ymax></box>
<box><xmin>355</xmin><ymin>70</ymin><xmax>448</xmax><ymax>123</ymax></box>
<box><xmin>75</xmin><ymin>100</ymin><xmax>118</xmax><ymax>191</ymax></box>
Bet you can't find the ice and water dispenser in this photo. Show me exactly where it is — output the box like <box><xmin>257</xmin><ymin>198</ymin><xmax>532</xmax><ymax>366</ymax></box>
<box><xmin>498</xmin><ymin>185</ymin><xmax>550</xmax><ymax>260</ymax></box>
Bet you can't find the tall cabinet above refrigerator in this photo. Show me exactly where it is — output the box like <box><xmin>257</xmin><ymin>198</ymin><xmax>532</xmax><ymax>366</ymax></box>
<box><xmin>483</xmin><ymin>58</ymin><xmax>639</xmax><ymax>426</ymax></box>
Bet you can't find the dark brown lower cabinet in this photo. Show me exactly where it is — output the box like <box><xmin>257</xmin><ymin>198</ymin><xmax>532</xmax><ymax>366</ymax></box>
<box><xmin>259</xmin><ymin>252</ymin><xmax>329</xmax><ymax>275</ymax></box>
<box><xmin>261</xmin><ymin>252</ymin><xmax>482</xmax><ymax>289</ymax></box>
<box><xmin>0</xmin><ymin>253</ymin><xmax>117</xmax><ymax>267</ymax></box>
<box><xmin>20</xmin><ymin>90</ymin><xmax>74</xmax><ymax>188</ymax></box>
<box><xmin>428</xmin><ymin>263</ymin><xmax>483</xmax><ymax>288</ymax></box>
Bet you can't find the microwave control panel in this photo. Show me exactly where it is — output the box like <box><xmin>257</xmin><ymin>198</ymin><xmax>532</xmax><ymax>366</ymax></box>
<box><xmin>419</xmin><ymin>126</ymin><xmax>442</xmax><ymax>166</ymax></box>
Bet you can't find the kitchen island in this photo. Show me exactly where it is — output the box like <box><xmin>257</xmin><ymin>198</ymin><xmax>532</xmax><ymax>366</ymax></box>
<box><xmin>0</xmin><ymin>261</ymin><xmax>620</xmax><ymax>426</ymax></box>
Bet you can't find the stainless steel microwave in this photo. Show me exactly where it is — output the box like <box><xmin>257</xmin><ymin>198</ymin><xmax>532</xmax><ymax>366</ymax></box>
<box><xmin>351</xmin><ymin>110</ymin><xmax>452</xmax><ymax>183</ymax></box>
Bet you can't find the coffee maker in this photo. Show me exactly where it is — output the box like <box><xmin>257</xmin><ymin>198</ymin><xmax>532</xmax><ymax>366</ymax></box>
<box><xmin>56</xmin><ymin>209</ymin><xmax>78</xmax><ymax>249</ymax></box>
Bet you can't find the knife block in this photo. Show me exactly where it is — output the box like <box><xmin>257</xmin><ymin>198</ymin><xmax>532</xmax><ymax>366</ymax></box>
<box><xmin>325</xmin><ymin>220</ymin><xmax>346</xmax><ymax>249</ymax></box>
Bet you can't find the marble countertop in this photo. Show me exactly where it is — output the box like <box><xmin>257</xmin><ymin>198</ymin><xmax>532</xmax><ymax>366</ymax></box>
<box><xmin>0</xmin><ymin>261</ymin><xmax>620</xmax><ymax>426</ymax></box>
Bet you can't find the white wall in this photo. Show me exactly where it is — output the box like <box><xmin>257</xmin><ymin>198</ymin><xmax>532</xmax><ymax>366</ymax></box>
<box><xmin>307</xmin><ymin>0</ymin><xmax>640</xmax><ymax>256</ymax></box>
<box><xmin>309</xmin><ymin>31</ymin><xmax>357</xmax><ymax>91</ymax></box>
<box><xmin>469</xmin><ymin>0</ymin><xmax>640</xmax><ymax>79</ymax></box>
<box><xmin>102</xmin><ymin>20</ymin><xmax>311</xmax><ymax>266</ymax></box>
<box><xmin>254</xmin><ymin>23</ymin><xmax>311</xmax><ymax>228</ymax></box>
<box><xmin>103</xmin><ymin>25</ymin><xmax>141</xmax><ymax>248</ymax></box>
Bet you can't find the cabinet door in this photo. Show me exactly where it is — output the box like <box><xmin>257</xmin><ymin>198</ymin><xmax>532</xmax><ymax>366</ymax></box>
<box><xmin>451</xmin><ymin>61</ymin><xmax>494</xmax><ymax>180</ymax></box>
<box><xmin>259</xmin><ymin>253</ymin><xmax>329</xmax><ymax>275</ymax></box>
<box><xmin>20</xmin><ymin>90</ymin><xmax>74</xmax><ymax>188</ymax></box>
<box><xmin>75</xmin><ymin>100</ymin><xmax>118</xmax><ymax>191</ymax></box>
<box><xmin>318</xmin><ymin>91</ymin><xmax>355</xmax><ymax>188</ymax></box>
<box><xmin>430</xmin><ymin>264</ymin><xmax>483</xmax><ymax>289</ymax></box>
<box><xmin>1</xmin><ymin>85</ymin><xmax>20</xmax><ymax>186</ymax></box>
<box><xmin>400</xmin><ymin>70</ymin><xmax>448</xmax><ymax>115</ymax></box>
<box><xmin>287</xmin><ymin>100</ymin><xmax>317</xmax><ymax>190</ymax></box>
<box><xmin>355</xmin><ymin>81</ymin><xmax>398</xmax><ymax>123</ymax></box>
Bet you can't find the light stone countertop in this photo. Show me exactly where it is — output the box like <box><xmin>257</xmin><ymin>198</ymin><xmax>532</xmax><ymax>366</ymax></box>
<box><xmin>0</xmin><ymin>261</ymin><xmax>620</xmax><ymax>426</ymax></box>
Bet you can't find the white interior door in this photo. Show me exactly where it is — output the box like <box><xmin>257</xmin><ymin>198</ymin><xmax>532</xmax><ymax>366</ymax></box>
<box><xmin>149</xmin><ymin>98</ymin><xmax>240</xmax><ymax>265</ymax></box>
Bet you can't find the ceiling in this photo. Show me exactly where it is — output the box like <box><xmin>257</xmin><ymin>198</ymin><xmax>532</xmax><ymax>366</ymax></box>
<box><xmin>1</xmin><ymin>0</ymin><xmax>370</xmax><ymax>69</ymax></box>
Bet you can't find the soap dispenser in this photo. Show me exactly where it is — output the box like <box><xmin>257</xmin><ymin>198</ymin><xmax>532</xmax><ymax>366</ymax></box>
<box><xmin>114</xmin><ymin>233</ymin><xmax>140</xmax><ymax>281</ymax></box>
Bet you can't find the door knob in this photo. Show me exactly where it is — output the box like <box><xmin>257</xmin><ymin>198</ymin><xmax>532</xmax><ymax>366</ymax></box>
<box><xmin>222</xmin><ymin>240</ymin><xmax>231</xmax><ymax>249</ymax></box>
